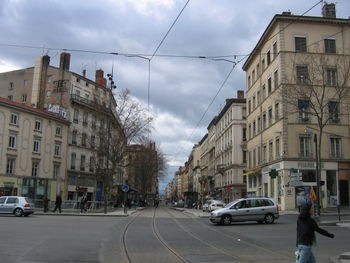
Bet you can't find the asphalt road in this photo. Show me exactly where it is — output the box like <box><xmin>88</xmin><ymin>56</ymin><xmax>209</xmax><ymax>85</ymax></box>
<box><xmin>0</xmin><ymin>206</ymin><xmax>349</xmax><ymax>263</ymax></box>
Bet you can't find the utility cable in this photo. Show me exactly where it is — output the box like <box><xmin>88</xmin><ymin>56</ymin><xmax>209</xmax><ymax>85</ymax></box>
<box><xmin>150</xmin><ymin>0</ymin><xmax>190</xmax><ymax>61</ymax></box>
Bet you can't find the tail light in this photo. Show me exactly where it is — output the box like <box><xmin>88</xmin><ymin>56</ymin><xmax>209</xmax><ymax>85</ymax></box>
<box><xmin>24</xmin><ymin>203</ymin><xmax>31</xmax><ymax>208</ymax></box>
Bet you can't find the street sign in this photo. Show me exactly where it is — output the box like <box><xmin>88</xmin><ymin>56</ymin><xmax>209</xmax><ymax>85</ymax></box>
<box><xmin>309</xmin><ymin>186</ymin><xmax>317</xmax><ymax>201</ymax></box>
<box><xmin>122</xmin><ymin>184</ymin><xmax>129</xmax><ymax>193</ymax></box>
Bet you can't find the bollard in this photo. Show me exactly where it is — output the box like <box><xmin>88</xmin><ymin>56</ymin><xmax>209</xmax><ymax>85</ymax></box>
<box><xmin>337</xmin><ymin>205</ymin><xmax>341</xmax><ymax>222</ymax></box>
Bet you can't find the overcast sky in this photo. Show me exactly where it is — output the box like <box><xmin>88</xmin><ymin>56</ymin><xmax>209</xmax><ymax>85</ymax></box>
<box><xmin>1</xmin><ymin>0</ymin><xmax>349</xmax><ymax>192</ymax></box>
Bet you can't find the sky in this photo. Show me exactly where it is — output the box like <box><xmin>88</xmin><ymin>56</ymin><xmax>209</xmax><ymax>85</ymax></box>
<box><xmin>1</xmin><ymin>0</ymin><xmax>349</xmax><ymax>192</ymax></box>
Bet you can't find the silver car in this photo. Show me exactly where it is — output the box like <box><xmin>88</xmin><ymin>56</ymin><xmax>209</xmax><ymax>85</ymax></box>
<box><xmin>209</xmin><ymin>197</ymin><xmax>279</xmax><ymax>225</ymax></box>
<box><xmin>0</xmin><ymin>196</ymin><xmax>35</xmax><ymax>217</ymax></box>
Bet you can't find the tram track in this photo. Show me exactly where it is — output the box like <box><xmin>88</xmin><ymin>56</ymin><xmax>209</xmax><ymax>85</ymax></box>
<box><xmin>173</xmin><ymin>208</ymin><xmax>294</xmax><ymax>262</ymax></box>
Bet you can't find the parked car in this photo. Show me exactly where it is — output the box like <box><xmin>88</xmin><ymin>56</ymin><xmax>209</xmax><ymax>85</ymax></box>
<box><xmin>209</xmin><ymin>197</ymin><xmax>279</xmax><ymax>225</ymax></box>
<box><xmin>0</xmin><ymin>196</ymin><xmax>35</xmax><ymax>217</ymax></box>
<box><xmin>203</xmin><ymin>200</ymin><xmax>225</xmax><ymax>212</ymax></box>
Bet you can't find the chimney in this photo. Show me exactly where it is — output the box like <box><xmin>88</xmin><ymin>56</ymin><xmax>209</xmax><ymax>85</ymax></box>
<box><xmin>59</xmin><ymin>52</ymin><xmax>71</xmax><ymax>71</ymax></box>
<box><xmin>237</xmin><ymin>90</ymin><xmax>245</xmax><ymax>99</ymax></box>
<box><xmin>82</xmin><ymin>69</ymin><xmax>86</xmax><ymax>77</ymax></box>
<box><xmin>95</xmin><ymin>69</ymin><xmax>107</xmax><ymax>87</ymax></box>
<box><xmin>322</xmin><ymin>2</ymin><xmax>336</xmax><ymax>18</ymax></box>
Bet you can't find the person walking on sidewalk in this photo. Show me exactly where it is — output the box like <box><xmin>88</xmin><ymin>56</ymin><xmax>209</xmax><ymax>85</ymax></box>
<box><xmin>80</xmin><ymin>194</ymin><xmax>88</xmax><ymax>213</ymax></box>
<box><xmin>296</xmin><ymin>202</ymin><xmax>334</xmax><ymax>263</ymax></box>
<box><xmin>52</xmin><ymin>195</ymin><xmax>62</xmax><ymax>213</ymax></box>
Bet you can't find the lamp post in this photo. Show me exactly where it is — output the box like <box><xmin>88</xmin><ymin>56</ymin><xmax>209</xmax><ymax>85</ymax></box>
<box><xmin>103</xmin><ymin>72</ymin><xmax>116</xmax><ymax>214</ymax></box>
<box><xmin>305</xmin><ymin>128</ymin><xmax>321</xmax><ymax>217</ymax></box>
<box><xmin>314</xmin><ymin>133</ymin><xmax>321</xmax><ymax>217</ymax></box>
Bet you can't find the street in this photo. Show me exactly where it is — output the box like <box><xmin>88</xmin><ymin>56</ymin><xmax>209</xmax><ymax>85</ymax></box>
<box><xmin>0</xmin><ymin>206</ymin><xmax>349</xmax><ymax>263</ymax></box>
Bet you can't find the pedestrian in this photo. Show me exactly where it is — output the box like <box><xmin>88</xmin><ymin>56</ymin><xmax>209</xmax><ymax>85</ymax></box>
<box><xmin>296</xmin><ymin>202</ymin><xmax>334</xmax><ymax>263</ymax></box>
<box><xmin>52</xmin><ymin>194</ymin><xmax>62</xmax><ymax>213</ymax></box>
<box><xmin>80</xmin><ymin>194</ymin><xmax>88</xmax><ymax>213</ymax></box>
<box><xmin>43</xmin><ymin>196</ymin><xmax>49</xmax><ymax>212</ymax></box>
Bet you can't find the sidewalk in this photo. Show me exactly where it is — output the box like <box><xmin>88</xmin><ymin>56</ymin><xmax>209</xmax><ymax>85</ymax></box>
<box><xmin>34</xmin><ymin>207</ymin><xmax>141</xmax><ymax>217</ymax></box>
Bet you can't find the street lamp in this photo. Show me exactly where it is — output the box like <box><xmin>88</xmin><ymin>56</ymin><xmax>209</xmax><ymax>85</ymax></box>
<box><xmin>103</xmin><ymin>72</ymin><xmax>116</xmax><ymax>214</ymax></box>
<box><xmin>305</xmin><ymin>128</ymin><xmax>321</xmax><ymax>216</ymax></box>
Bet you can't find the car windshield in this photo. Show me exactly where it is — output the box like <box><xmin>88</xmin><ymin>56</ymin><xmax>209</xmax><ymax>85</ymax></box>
<box><xmin>224</xmin><ymin>201</ymin><xmax>237</xmax><ymax>208</ymax></box>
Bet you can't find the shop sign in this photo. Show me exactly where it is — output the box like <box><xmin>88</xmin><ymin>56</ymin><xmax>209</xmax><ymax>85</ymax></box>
<box><xmin>3</xmin><ymin>182</ymin><xmax>15</xmax><ymax>188</ymax></box>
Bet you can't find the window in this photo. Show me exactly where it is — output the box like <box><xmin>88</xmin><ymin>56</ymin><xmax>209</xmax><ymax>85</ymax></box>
<box><xmin>6</xmin><ymin>158</ymin><xmax>16</xmax><ymax>174</ymax></box>
<box><xmin>53</xmin><ymin>164</ymin><xmax>60</xmax><ymax>179</ymax></box>
<box><xmin>257</xmin><ymin>116</ymin><xmax>261</xmax><ymax>133</ymax></box>
<box><xmin>328</xmin><ymin>101</ymin><xmax>339</xmax><ymax>123</ymax></box>
<box><xmin>324</xmin><ymin>39</ymin><xmax>336</xmax><ymax>54</ymax></box>
<box><xmin>262</xmin><ymin>112</ymin><xmax>266</xmax><ymax>129</ymax></box>
<box><xmin>54</xmin><ymin>143</ymin><xmax>61</xmax><ymax>157</ymax></box>
<box><xmin>24</xmin><ymin>79</ymin><xmax>28</xmax><ymax>87</ymax></box>
<box><xmin>330</xmin><ymin>137</ymin><xmax>341</xmax><ymax>158</ymax></box>
<box><xmin>326</xmin><ymin>68</ymin><xmax>337</xmax><ymax>86</ymax></box>
<box><xmin>55</xmin><ymin>126</ymin><xmax>62</xmax><ymax>136</ymax></box>
<box><xmin>252</xmin><ymin>69</ymin><xmax>255</xmax><ymax>82</ymax></box>
<box><xmin>275</xmin><ymin>103</ymin><xmax>279</xmax><ymax>121</ymax></box>
<box><xmin>92</xmin><ymin>115</ymin><xmax>96</xmax><ymax>129</ymax></box>
<box><xmin>35</xmin><ymin>120</ymin><xmax>42</xmax><ymax>131</ymax></box>
<box><xmin>267</xmin><ymin>51</ymin><xmax>271</xmax><ymax>65</ymax></box>
<box><xmin>72</xmin><ymin>130</ymin><xmax>77</xmax><ymax>145</ymax></box>
<box><xmin>248</xmin><ymin>100</ymin><xmax>251</xmax><ymax>113</ymax></box>
<box><xmin>267</xmin><ymin>78</ymin><xmax>272</xmax><ymax>94</ymax></box>
<box><xmin>83</xmin><ymin>112</ymin><xmax>88</xmax><ymax>126</ymax></box>
<box><xmin>89</xmin><ymin>157</ymin><xmax>95</xmax><ymax>172</ymax></box>
<box><xmin>248</xmin><ymin>76</ymin><xmax>251</xmax><ymax>87</ymax></box>
<box><xmin>32</xmin><ymin>162</ymin><xmax>39</xmax><ymax>177</ymax></box>
<box><xmin>296</xmin><ymin>65</ymin><xmax>309</xmax><ymax>84</ymax></box>
<box><xmin>21</xmin><ymin>94</ymin><xmax>27</xmax><ymax>102</ymax></box>
<box><xmin>91</xmin><ymin>135</ymin><xmax>95</xmax><ymax>148</ymax></box>
<box><xmin>33</xmin><ymin>138</ymin><xmax>41</xmax><ymax>153</ymax></box>
<box><xmin>256</xmin><ymin>63</ymin><xmax>260</xmax><ymax>77</ymax></box>
<box><xmin>253</xmin><ymin>121</ymin><xmax>256</xmax><ymax>136</ymax></box>
<box><xmin>242</xmin><ymin>107</ymin><xmax>247</xmax><ymax>119</ymax></box>
<box><xmin>298</xmin><ymin>100</ymin><xmax>310</xmax><ymax>122</ymax></box>
<box><xmin>299</xmin><ymin>135</ymin><xmax>311</xmax><ymax>157</ymax></box>
<box><xmin>273</xmin><ymin>42</ymin><xmax>277</xmax><ymax>59</ymax></box>
<box><xmin>71</xmin><ymin>153</ymin><xmax>76</xmax><ymax>170</ymax></box>
<box><xmin>262</xmin><ymin>58</ymin><xmax>265</xmax><ymax>70</ymax></box>
<box><xmin>243</xmin><ymin>150</ymin><xmax>247</xmax><ymax>164</ymax></box>
<box><xmin>9</xmin><ymin>82</ymin><xmax>14</xmax><ymax>90</ymax></box>
<box><xmin>81</xmin><ymin>133</ymin><xmax>87</xmax><ymax>147</ymax></box>
<box><xmin>73</xmin><ymin>109</ymin><xmax>79</xmax><ymax>123</ymax></box>
<box><xmin>80</xmin><ymin>155</ymin><xmax>85</xmax><ymax>171</ymax></box>
<box><xmin>269</xmin><ymin>141</ymin><xmax>273</xmax><ymax>161</ymax></box>
<box><xmin>242</xmin><ymin>128</ymin><xmax>247</xmax><ymax>141</ymax></box>
<box><xmin>295</xmin><ymin>37</ymin><xmax>307</xmax><ymax>52</ymax></box>
<box><xmin>274</xmin><ymin>70</ymin><xmax>279</xmax><ymax>89</ymax></box>
<box><xmin>8</xmin><ymin>95</ymin><xmax>13</xmax><ymax>100</ymax></box>
<box><xmin>275</xmin><ymin>138</ymin><xmax>280</xmax><ymax>158</ymax></box>
<box><xmin>10</xmin><ymin>113</ymin><xmax>19</xmax><ymax>125</ymax></box>
<box><xmin>8</xmin><ymin>133</ymin><xmax>17</xmax><ymax>149</ymax></box>
<box><xmin>75</xmin><ymin>90</ymin><xmax>81</xmax><ymax>96</ymax></box>
<box><xmin>268</xmin><ymin>108</ymin><xmax>273</xmax><ymax>124</ymax></box>
<box><xmin>262</xmin><ymin>84</ymin><xmax>266</xmax><ymax>100</ymax></box>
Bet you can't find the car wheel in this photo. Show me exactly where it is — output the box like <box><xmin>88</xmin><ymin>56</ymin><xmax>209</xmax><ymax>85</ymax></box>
<box><xmin>14</xmin><ymin>208</ymin><xmax>23</xmax><ymax>217</ymax></box>
<box><xmin>264</xmin><ymin>214</ymin><xmax>275</xmax><ymax>224</ymax></box>
<box><xmin>221</xmin><ymin>215</ymin><xmax>231</xmax><ymax>225</ymax></box>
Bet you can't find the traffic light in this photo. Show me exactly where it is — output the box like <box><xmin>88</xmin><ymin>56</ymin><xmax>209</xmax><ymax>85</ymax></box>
<box><xmin>269</xmin><ymin>169</ymin><xmax>278</xmax><ymax>179</ymax></box>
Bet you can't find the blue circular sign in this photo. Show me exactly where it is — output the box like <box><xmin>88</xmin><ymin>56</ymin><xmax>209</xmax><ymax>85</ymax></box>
<box><xmin>122</xmin><ymin>184</ymin><xmax>129</xmax><ymax>193</ymax></box>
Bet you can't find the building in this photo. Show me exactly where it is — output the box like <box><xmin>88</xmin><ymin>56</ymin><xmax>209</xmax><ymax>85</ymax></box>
<box><xmin>242</xmin><ymin>3</ymin><xmax>350</xmax><ymax>210</ymax></box>
<box><xmin>0</xmin><ymin>53</ymin><xmax>126</xmax><ymax>202</ymax></box>
<box><xmin>0</xmin><ymin>97</ymin><xmax>69</xmax><ymax>202</ymax></box>
<box><xmin>212</xmin><ymin>90</ymin><xmax>247</xmax><ymax>203</ymax></box>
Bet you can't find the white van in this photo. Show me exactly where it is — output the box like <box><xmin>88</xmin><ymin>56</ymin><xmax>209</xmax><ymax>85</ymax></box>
<box><xmin>209</xmin><ymin>197</ymin><xmax>279</xmax><ymax>225</ymax></box>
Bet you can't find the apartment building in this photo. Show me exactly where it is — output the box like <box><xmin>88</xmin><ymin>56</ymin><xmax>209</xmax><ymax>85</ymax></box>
<box><xmin>242</xmin><ymin>3</ymin><xmax>350</xmax><ymax>210</ymax></box>
<box><xmin>0</xmin><ymin>97</ymin><xmax>69</xmax><ymax>201</ymax></box>
<box><xmin>0</xmin><ymin>53</ymin><xmax>125</xmax><ymax>202</ymax></box>
<box><xmin>212</xmin><ymin>90</ymin><xmax>247</xmax><ymax>202</ymax></box>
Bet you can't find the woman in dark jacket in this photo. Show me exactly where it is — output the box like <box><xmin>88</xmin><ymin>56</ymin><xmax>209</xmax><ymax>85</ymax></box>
<box><xmin>296</xmin><ymin>203</ymin><xmax>334</xmax><ymax>262</ymax></box>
